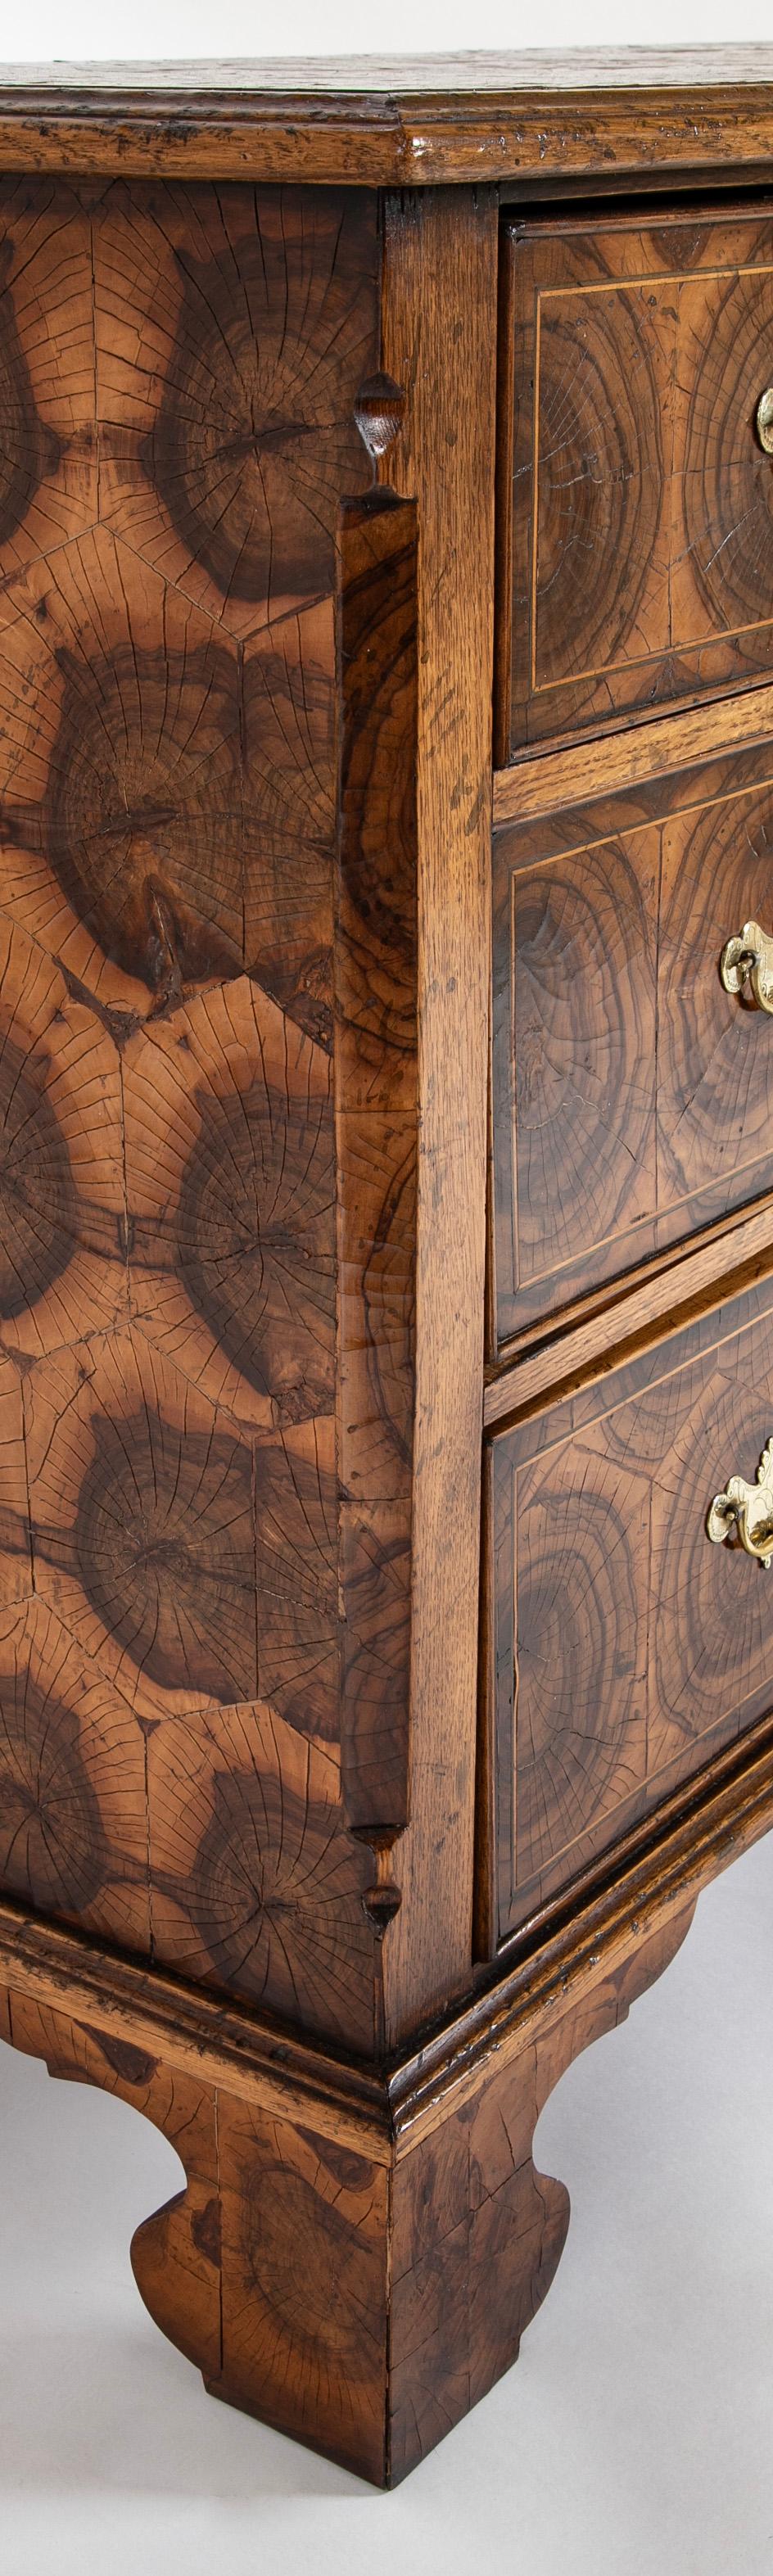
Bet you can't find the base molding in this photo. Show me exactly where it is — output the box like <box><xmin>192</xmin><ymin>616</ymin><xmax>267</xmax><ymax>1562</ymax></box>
<box><xmin>2</xmin><ymin>1725</ymin><xmax>772</xmax><ymax>2483</ymax></box>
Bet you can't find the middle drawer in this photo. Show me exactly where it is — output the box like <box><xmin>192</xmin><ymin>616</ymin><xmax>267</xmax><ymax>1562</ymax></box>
<box><xmin>492</xmin><ymin>730</ymin><xmax>773</xmax><ymax>1349</ymax></box>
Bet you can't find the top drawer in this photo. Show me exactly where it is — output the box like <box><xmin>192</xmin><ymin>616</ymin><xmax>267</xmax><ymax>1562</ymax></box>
<box><xmin>500</xmin><ymin>202</ymin><xmax>773</xmax><ymax>757</ymax></box>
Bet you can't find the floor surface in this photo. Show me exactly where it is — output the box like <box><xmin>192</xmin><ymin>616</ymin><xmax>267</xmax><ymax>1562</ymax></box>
<box><xmin>1</xmin><ymin>1836</ymin><xmax>771</xmax><ymax>2575</ymax></box>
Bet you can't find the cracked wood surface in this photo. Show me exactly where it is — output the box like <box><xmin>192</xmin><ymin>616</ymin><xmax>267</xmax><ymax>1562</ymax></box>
<box><xmin>482</xmin><ymin>1269</ymin><xmax>773</xmax><ymax>1948</ymax></box>
<box><xmin>0</xmin><ymin>173</ymin><xmax>391</xmax><ymax>2050</ymax></box>
<box><xmin>500</xmin><ymin>202</ymin><xmax>773</xmax><ymax>759</ymax></box>
<box><xmin>492</xmin><ymin>734</ymin><xmax>773</xmax><ymax>1347</ymax></box>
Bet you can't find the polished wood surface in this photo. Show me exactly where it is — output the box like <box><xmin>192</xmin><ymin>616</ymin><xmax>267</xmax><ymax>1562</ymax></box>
<box><xmin>482</xmin><ymin>1271</ymin><xmax>773</xmax><ymax>1949</ymax></box>
<box><xmin>0</xmin><ymin>175</ymin><xmax>387</xmax><ymax>2052</ymax></box>
<box><xmin>375</xmin><ymin>188</ymin><xmax>497</xmax><ymax>2039</ymax></box>
<box><xmin>493</xmin><ymin>677</ymin><xmax>773</xmax><ymax>826</ymax></box>
<box><xmin>4</xmin><ymin>1634</ymin><xmax>773</xmax><ymax>2479</ymax></box>
<box><xmin>336</xmin><ymin>486</ymin><xmax>418</xmax><ymax>1873</ymax></box>
<box><xmin>2</xmin><ymin>60</ymin><xmax>773</xmax><ymax>2495</ymax></box>
<box><xmin>492</xmin><ymin>735</ymin><xmax>773</xmax><ymax>1344</ymax></box>
<box><xmin>501</xmin><ymin>203</ymin><xmax>773</xmax><ymax>757</ymax></box>
<box><xmin>0</xmin><ymin>1909</ymin><xmax>689</xmax><ymax>2483</ymax></box>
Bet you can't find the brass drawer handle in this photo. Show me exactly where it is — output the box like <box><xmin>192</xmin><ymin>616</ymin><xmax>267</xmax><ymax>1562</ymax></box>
<box><xmin>719</xmin><ymin>920</ymin><xmax>773</xmax><ymax>1012</ymax></box>
<box><xmin>757</xmin><ymin>387</ymin><xmax>773</xmax><ymax>454</ymax></box>
<box><xmin>707</xmin><ymin>1438</ymin><xmax>773</xmax><ymax>1567</ymax></box>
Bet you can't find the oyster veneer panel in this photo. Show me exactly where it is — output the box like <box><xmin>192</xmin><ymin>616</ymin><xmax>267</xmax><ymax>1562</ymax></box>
<box><xmin>0</xmin><ymin>177</ymin><xmax>97</xmax><ymax>576</ymax></box>
<box><xmin>0</xmin><ymin>176</ymin><xmax>382</xmax><ymax>2049</ymax></box>
<box><xmin>146</xmin><ymin>1698</ymin><xmax>376</xmax><ymax>2045</ymax></box>
<box><xmin>485</xmin><ymin>1272</ymin><xmax>773</xmax><ymax>1944</ymax></box>
<box><xmin>503</xmin><ymin>202</ymin><xmax>773</xmax><ymax>752</ymax></box>
<box><xmin>492</xmin><ymin>743</ymin><xmax>773</xmax><ymax>1344</ymax></box>
<box><xmin>123</xmin><ymin>974</ymin><xmax>334</xmax><ymax>1431</ymax></box>
<box><xmin>0</xmin><ymin>1594</ymin><xmax>149</xmax><ymax>1951</ymax></box>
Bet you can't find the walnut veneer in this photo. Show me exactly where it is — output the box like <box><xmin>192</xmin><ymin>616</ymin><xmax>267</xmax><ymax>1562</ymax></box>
<box><xmin>0</xmin><ymin>50</ymin><xmax>772</xmax><ymax>2490</ymax></box>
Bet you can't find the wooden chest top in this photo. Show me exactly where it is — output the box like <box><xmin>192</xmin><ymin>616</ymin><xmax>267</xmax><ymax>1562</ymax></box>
<box><xmin>2</xmin><ymin>51</ymin><xmax>773</xmax><ymax>183</ymax></box>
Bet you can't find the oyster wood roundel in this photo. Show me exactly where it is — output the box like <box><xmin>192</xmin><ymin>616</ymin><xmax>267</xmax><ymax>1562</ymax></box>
<box><xmin>532</xmin><ymin>285</ymin><xmax>667</xmax><ymax>691</ymax></box>
<box><xmin>95</xmin><ymin>183</ymin><xmax>378</xmax><ymax>628</ymax></box>
<box><xmin>680</xmin><ymin>266</ymin><xmax>773</xmax><ymax>636</ymax></box>
<box><xmin>0</xmin><ymin>234</ymin><xmax>61</xmax><ymax>553</ymax></box>
<box><xmin>43</xmin><ymin>634</ymin><xmax>244</xmax><ymax>994</ymax></box>
<box><xmin>513</xmin><ymin>1446</ymin><xmax>647</xmax><ymax>1882</ymax></box>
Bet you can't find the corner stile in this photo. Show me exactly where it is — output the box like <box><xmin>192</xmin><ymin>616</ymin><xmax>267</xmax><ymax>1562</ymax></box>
<box><xmin>334</xmin><ymin>410</ymin><xmax>419</xmax><ymax>1939</ymax></box>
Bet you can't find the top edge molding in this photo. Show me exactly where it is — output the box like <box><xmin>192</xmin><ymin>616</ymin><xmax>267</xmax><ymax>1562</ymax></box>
<box><xmin>2</xmin><ymin>51</ymin><xmax>773</xmax><ymax>185</ymax></box>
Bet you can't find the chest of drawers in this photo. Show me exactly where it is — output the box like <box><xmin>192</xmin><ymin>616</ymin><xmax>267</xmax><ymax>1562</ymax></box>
<box><xmin>1</xmin><ymin>47</ymin><xmax>773</xmax><ymax>2489</ymax></box>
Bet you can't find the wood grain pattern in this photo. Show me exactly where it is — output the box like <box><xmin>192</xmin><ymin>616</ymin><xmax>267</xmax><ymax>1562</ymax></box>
<box><xmin>484</xmin><ymin>1190</ymin><xmax>773</xmax><ymax>1427</ymax></box>
<box><xmin>492</xmin><ymin>739</ymin><xmax>773</xmax><ymax>1345</ymax></box>
<box><xmin>146</xmin><ymin>1701</ymin><xmax>376</xmax><ymax>2047</ymax></box>
<box><xmin>389</xmin><ymin>1903</ymin><xmax>693</xmax><ymax>2476</ymax></box>
<box><xmin>502</xmin><ymin>204</ymin><xmax>773</xmax><ymax>757</ymax></box>
<box><xmin>376</xmin><ymin>188</ymin><xmax>498</xmax><ymax>2042</ymax></box>
<box><xmin>483</xmin><ymin>1269</ymin><xmax>773</xmax><ymax>1949</ymax></box>
<box><xmin>5</xmin><ymin>55</ymin><xmax>773</xmax><ymax>188</ymax></box>
<box><xmin>4</xmin><ymin>93</ymin><xmax>773</xmax><ymax>2500</ymax></box>
<box><xmin>0</xmin><ymin>1597</ymin><xmax>149</xmax><ymax>1950</ymax></box>
<box><xmin>123</xmin><ymin>975</ymin><xmax>334</xmax><ymax>1430</ymax></box>
<box><xmin>336</xmin><ymin>490</ymin><xmax>418</xmax><ymax>1842</ymax></box>
<box><xmin>93</xmin><ymin>184</ymin><xmax>376</xmax><ymax>637</ymax></box>
<box><xmin>0</xmin><ymin>1883</ymin><xmax>695</xmax><ymax>2484</ymax></box>
<box><xmin>3</xmin><ymin>1669</ymin><xmax>773</xmax><ymax>2478</ymax></box>
<box><xmin>0</xmin><ymin>175</ymin><xmax>383</xmax><ymax>2050</ymax></box>
<box><xmin>0</xmin><ymin>180</ymin><xmax>95</xmax><ymax>576</ymax></box>
<box><xmin>493</xmin><ymin>676</ymin><xmax>773</xmax><ymax>828</ymax></box>
<box><xmin>0</xmin><ymin>539</ymin><xmax>339</xmax><ymax>1024</ymax></box>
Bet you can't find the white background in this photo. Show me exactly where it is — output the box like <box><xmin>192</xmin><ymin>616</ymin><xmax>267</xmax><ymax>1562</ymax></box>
<box><xmin>2</xmin><ymin>0</ymin><xmax>773</xmax><ymax>60</ymax></box>
<box><xmin>2</xmin><ymin>1841</ymin><xmax>772</xmax><ymax>2574</ymax></box>
<box><xmin>2</xmin><ymin>9</ymin><xmax>773</xmax><ymax>2570</ymax></box>
<box><xmin>2</xmin><ymin>2</ymin><xmax>773</xmax><ymax>61</ymax></box>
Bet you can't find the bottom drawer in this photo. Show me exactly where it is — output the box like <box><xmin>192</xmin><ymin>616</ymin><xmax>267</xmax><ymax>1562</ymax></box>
<box><xmin>480</xmin><ymin>1272</ymin><xmax>773</xmax><ymax>1954</ymax></box>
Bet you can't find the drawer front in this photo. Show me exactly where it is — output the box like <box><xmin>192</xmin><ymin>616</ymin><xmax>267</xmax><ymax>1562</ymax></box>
<box><xmin>481</xmin><ymin>1272</ymin><xmax>773</xmax><ymax>1950</ymax></box>
<box><xmin>492</xmin><ymin>739</ymin><xmax>773</xmax><ymax>1346</ymax></box>
<box><xmin>501</xmin><ymin>204</ymin><xmax>773</xmax><ymax>757</ymax></box>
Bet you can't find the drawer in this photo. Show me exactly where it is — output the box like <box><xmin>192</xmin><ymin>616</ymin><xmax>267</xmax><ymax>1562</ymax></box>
<box><xmin>480</xmin><ymin>1271</ymin><xmax>773</xmax><ymax>1953</ymax></box>
<box><xmin>492</xmin><ymin>735</ymin><xmax>773</xmax><ymax>1348</ymax></box>
<box><xmin>499</xmin><ymin>202</ymin><xmax>773</xmax><ymax>757</ymax></box>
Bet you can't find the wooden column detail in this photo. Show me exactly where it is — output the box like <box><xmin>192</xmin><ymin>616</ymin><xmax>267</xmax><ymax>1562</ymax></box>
<box><xmin>335</xmin><ymin>486</ymin><xmax>418</xmax><ymax>1861</ymax></box>
<box><xmin>377</xmin><ymin>188</ymin><xmax>499</xmax><ymax>2040</ymax></box>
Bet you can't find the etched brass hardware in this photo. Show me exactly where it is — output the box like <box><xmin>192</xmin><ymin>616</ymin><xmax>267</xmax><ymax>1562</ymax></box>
<box><xmin>757</xmin><ymin>386</ymin><xmax>773</xmax><ymax>454</ymax></box>
<box><xmin>719</xmin><ymin>920</ymin><xmax>773</xmax><ymax>1013</ymax></box>
<box><xmin>707</xmin><ymin>1438</ymin><xmax>773</xmax><ymax>1566</ymax></box>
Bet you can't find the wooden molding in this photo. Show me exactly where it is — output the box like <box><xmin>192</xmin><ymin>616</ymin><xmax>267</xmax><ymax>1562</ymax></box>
<box><xmin>485</xmin><ymin>1191</ymin><xmax>773</xmax><ymax>1428</ymax></box>
<box><xmin>494</xmin><ymin>679</ymin><xmax>773</xmax><ymax>829</ymax></box>
<box><xmin>2</xmin><ymin>1689</ymin><xmax>771</xmax><ymax>2130</ymax></box>
<box><xmin>335</xmin><ymin>488</ymin><xmax>418</xmax><ymax>1855</ymax></box>
<box><xmin>2</xmin><ymin>55</ymin><xmax>773</xmax><ymax>185</ymax></box>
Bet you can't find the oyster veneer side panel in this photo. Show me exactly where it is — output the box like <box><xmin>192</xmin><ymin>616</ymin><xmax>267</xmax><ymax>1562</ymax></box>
<box><xmin>0</xmin><ymin>177</ymin><xmax>383</xmax><ymax>2047</ymax></box>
